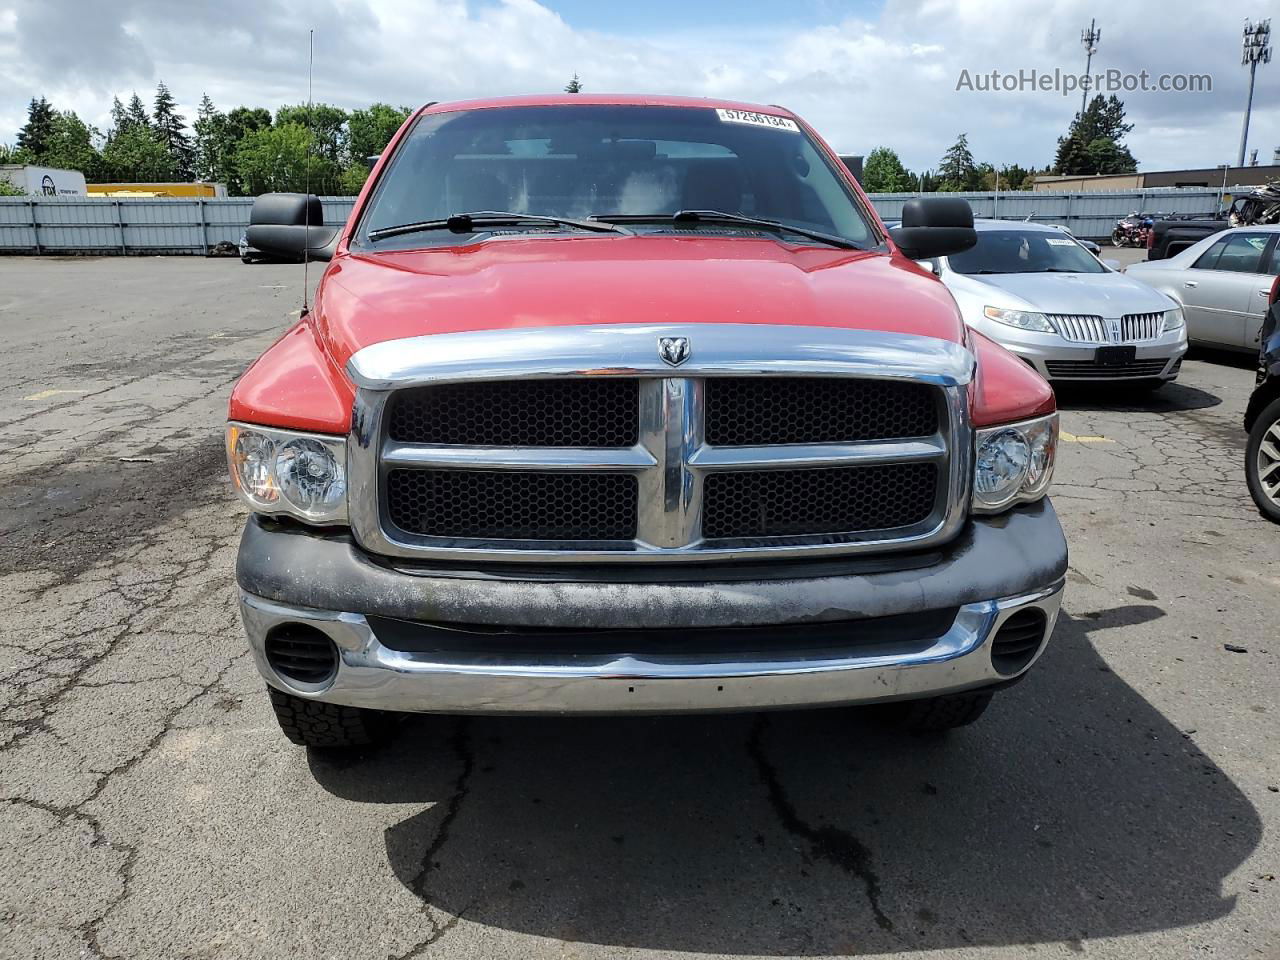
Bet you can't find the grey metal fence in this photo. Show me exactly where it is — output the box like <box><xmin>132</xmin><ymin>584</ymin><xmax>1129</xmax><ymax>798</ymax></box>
<box><xmin>0</xmin><ymin>196</ymin><xmax>357</xmax><ymax>255</ymax></box>
<box><xmin>0</xmin><ymin>187</ymin><xmax>1244</xmax><ymax>255</ymax></box>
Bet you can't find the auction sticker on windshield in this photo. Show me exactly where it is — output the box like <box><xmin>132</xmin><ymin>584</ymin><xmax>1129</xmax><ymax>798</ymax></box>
<box><xmin>1046</xmin><ymin>237</ymin><xmax>1075</xmax><ymax>246</ymax></box>
<box><xmin>715</xmin><ymin>108</ymin><xmax>800</xmax><ymax>132</ymax></box>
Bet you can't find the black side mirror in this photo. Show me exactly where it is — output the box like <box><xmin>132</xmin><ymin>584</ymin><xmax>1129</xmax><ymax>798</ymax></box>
<box><xmin>889</xmin><ymin>197</ymin><xmax>976</xmax><ymax>260</ymax></box>
<box><xmin>245</xmin><ymin>192</ymin><xmax>340</xmax><ymax>262</ymax></box>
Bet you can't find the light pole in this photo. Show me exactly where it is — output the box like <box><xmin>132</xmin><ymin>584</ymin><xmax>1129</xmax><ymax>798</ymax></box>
<box><xmin>1238</xmin><ymin>19</ymin><xmax>1272</xmax><ymax>168</ymax></box>
<box><xmin>1080</xmin><ymin>19</ymin><xmax>1101</xmax><ymax>118</ymax></box>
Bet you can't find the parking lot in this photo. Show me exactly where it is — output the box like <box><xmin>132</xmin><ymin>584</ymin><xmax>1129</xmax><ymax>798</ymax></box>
<box><xmin>1</xmin><ymin>255</ymin><xmax>1278</xmax><ymax>959</ymax></box>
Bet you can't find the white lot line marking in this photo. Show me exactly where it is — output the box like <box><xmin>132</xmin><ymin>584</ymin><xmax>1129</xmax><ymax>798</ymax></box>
<box><xmin>260</xmin><ymin>284</ymin><xmax>288</xmax><ymax>289</ymax></box>
<box><xmin>1060</xmin><ymin>431</ymin><xmax>1116</xmax><ymax>444</ymax></box>
<box><xmin>23</xmin><ymin>388</ymin><xmax>83</xmax><ymax>401</ymax></box>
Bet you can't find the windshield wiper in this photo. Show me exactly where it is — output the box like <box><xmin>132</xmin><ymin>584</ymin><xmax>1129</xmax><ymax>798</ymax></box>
<box><xmin>367</xmin><ymin>211</ymin><xmax>631</xmax><ymax>243</ymax></box>
<box><xmin>591</xmin><ymin>209</ymin><xmax>861</xmax><ymax>250</ymax></box>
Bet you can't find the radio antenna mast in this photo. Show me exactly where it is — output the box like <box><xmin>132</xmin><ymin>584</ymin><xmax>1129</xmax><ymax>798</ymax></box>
<box><xmin>302</xmin><ymin>28</ymin><xmax>314</xmax><ymax>317</ymax></box>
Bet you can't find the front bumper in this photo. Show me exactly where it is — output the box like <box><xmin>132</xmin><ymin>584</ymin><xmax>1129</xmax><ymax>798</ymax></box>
<box><xmin>236</xmin><ymin>501</ymin><xmax>1068</xmax><ymax>715</ymax></box>
<box><xmin>977</xmin><ymin>324</ymin><xmax>1187</xmax><ymax>381</ymax></box>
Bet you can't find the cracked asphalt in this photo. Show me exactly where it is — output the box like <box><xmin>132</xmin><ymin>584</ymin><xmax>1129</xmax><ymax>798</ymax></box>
<box><xmin>2</xmin><ymin>255</ymin><xmax>1279</xmax><ymax>960</ymax></box>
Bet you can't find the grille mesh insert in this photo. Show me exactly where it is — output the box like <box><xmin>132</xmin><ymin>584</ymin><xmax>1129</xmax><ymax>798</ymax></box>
<box><xmin>387</xmin><ymin>379</ymin><xmax>639</xmax><ymax>447</ymax></box>
<box><xmin>705</xmin><ymin>377</ymin><xmax>937</xmax><ymax>446</ymax></box>
<box><xmin>387</xmin><ymin>469</ymin><xmax>638</xmax><ymax>541</ymax></box>
<box><xmin>702</xmin><ymin>463</ymin><xmax>938</xmax><ymax>539</ymax></box>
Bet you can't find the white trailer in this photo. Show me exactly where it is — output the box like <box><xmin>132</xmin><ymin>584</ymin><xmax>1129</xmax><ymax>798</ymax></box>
<box><xmin>0</xmin><ymin>165</ymin><xmax>88</xmax><ymax>196</ymax></box>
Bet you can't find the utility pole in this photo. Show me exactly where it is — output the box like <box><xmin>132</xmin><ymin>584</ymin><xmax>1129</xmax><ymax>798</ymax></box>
<box><xmin>1238</xmin><ymin>19</ymin><xmax>1272</xmax><ymax>167</ymax></box>
<box><xmin>1080</xmin><ymin>19</ymin><xmax>1101</xmax><ymax>119</ymax></box>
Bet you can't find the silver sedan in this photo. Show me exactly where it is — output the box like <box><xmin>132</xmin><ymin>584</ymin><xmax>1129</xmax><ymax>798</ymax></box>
<box><xmin>928</xmin><ymin>221</ymin><xmax>1187</xmax><ymax>385</ymax></box>
<box><xmin>1125</xmin><ymin>225</ymin><xmax>1280</xmax><ymax>353</ymax></box>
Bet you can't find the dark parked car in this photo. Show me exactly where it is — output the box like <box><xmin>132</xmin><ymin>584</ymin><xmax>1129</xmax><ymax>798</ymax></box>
<box><xmin>1246</xmin><ymin>278</ymin><xmax>1280</xmax><ymax>522</ymax></box>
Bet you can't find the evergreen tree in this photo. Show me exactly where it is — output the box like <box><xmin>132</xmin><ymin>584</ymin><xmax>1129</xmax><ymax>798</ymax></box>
<box><xmin>565</xmin><ymin>74</ymin><xmax>583</xmax><ymax>93</ymax></box>
<box><xmin>1053</xmin><ymin>94</ymin><xmax>1137</xmax><ymax>175</ymax></box>
<box><xmin>126</xmin><ymin>92</ymin><xmax>151</xmax><ymax>129</ymax></box>
<box><xmin>16</xmin><ymin>97</ymin><xmax>57</xmax><ymax>157</ymax></box>
<box><xmin>108</xmin><ymin>96</ymin><xmax>128</xmax><ymax>139</ymax></box>
<box><xmin>193</xmin><ymin>93</ymin><xmax>227</xmax><ymax>182</ymax></box>
<box><xmin>153</xmin><ymin>81</ymin><xmax>194</xmax><ymax>178</ymax></box>
<box><xmin>937</xmin><ymin>133</ymin><xmax>980</xmax><ymax>192</ymax></box>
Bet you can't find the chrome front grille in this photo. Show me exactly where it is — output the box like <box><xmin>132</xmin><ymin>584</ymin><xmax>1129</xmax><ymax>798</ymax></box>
<box><xmin>1048</xmin><ymin>312</ymin><xmax>1165</xmax><ymax>344</ymax></box>
<box><xmin>1121</xmin><ymin>311</ymin><xmax>1163</xmax><ymax>341</ymax></box>
<box><xmin>345</xmin><ymin>324</ymin><xmax>974</xmax><ymax>563</ymax></box>
<box><xmin>1048</xmin><ymin>313</ymin><xmax>1107</xmax><ymax>343</ymax></box>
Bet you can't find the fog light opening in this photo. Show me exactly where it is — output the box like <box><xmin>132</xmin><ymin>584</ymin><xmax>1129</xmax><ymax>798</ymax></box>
<box><xmin>991</xmin><ymin>608</ymin><xmax>1048</xmax><ymax>676</ymax></box>
<box><xmin>264</xmin><ymin>624</ymin><xmax>339</xmax><ymax>685</ymax></box>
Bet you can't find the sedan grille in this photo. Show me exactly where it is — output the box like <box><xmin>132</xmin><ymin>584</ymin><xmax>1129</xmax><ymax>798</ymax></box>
<box><xmin>1048</xmin><ymin>312</ymin><xmax>1165</xmax><ymax>344</ymax></box>
<box><xmin>1048</xmin><ymin>313</ymin><xmax>1107</xmax><ymax>343</ymax></box>
<box><xmin>1121</xmin><ymin>311</ymin><xmax>1163</xmax><ymax>341</ymax></box>
<box><xmin>1044</xmin><ymin>358</ymin><xmax>1170</xmax><ymax>379</ymax></box>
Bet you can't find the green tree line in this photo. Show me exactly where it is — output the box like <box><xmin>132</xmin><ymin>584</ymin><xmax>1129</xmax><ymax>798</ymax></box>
<box><xmin>0</xmin><ymin>84</ymin><xmax>412</xmax><ymax>196</ymax></box>
<box><xmin>860</xmin><ymin>93</ymin><xmax>1137</xmax><ymax>194</ymax></box>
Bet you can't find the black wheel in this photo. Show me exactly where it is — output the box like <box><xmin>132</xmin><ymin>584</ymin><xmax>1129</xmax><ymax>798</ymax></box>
<box><xmin>240</xmin><ymin>255</ymin><xmax>254</xmax><ymax>264</ymax></box>
<box><xmin>1246</xmin><ymin>395</ymin><xmax>1280</xmax><ymax>523</ymax></box>
<box><xmin>1111</xmin><ymin>230</ymin><xmax>1124</xmax><ymax>248</ymax></box>
<box><xmin>266</xmin><ymin>686</ymin><xmax>395</xmax><ymax>748</ymax></box>
<box><xmin>898</xmin><ymin>691</ymin><xmax>993</xmax><ymax>731</ymax></box>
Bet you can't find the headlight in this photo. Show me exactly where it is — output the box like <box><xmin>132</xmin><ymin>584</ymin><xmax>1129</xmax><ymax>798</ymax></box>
<box><xmin>972</xmin><ymin>414</ymin><xmax>1058</xmax><ymax>512</ymax></box>
<box><xmin>226</xmin><ymin>423</ymin><xmax>347</xmax><ymax>524</ymax></box>
<box><xmin>1162</xmin><ymin>306</ymin><xmax>1185</xmax><ymax>333</ymax></box>
<box><xmin>983</xmin><ymin>306</ymin><xmax>1055</xmax><ymax>333</ymax></box>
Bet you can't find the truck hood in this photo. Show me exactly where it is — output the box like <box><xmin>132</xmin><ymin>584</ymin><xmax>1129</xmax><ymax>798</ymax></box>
<box><xmin>314</xmin><ymin>235</ymin><xmax>965</xmax><ymax>371</ymax></box>
<box><xmin>949</xmin><ymin>269</ymin><xmax>1175</xmax><ymax>318</ymax></box>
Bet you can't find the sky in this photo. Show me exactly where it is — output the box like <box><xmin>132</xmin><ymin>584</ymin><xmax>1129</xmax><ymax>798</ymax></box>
<box><xmin>0</xmin><ymin>0</ymin><xmax>1276</xmax><ymax>175</ymax></box>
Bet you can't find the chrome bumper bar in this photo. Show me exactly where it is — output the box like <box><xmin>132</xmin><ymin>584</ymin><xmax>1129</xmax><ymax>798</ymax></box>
<box><xmin>239</xmin><ymin>581</ymin><xmax>1064</xmax><ymax>715</ymax></box>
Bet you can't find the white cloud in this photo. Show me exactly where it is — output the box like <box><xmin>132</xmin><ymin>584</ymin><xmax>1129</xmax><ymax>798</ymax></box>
<box><xmin>0</xmin><ymin>0</ymin><xmax>1276</xmax><ymax>173</ymax></box>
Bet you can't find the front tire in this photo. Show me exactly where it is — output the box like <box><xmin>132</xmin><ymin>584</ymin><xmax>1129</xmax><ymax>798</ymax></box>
<box><xmin>266</xmin><ymin>686</ymin><xmax>395</xmax><ymax>748</ymax></box>
<box><xmin>1246</xmin><ymin>395</ymin><xmax>1280</xmax><ymax>523</ymax></box>
<box><xmin>898</xmin><ymin>691</ymin><xmax>993</xmax><ymax>731</ymax></box>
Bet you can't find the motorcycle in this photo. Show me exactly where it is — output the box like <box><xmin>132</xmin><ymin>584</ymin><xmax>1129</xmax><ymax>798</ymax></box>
<box><xmin>1111</xmin><ymin>211</ymin><xmax>1145</xmax><ymax>247</ymax></box>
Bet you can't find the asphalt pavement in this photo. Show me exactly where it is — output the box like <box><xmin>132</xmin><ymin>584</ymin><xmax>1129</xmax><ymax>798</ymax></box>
<box><xmin>1</xmin><ymin>254</ymin><xmax>1277</xmax><ymax>960</ymax></box>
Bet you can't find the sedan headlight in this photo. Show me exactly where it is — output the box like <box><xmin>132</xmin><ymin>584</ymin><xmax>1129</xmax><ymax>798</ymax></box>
<box><xmin>972</xmin><ymin>414</ymin><xmax>1058</xmax><ymax>512</ymax></box>
<box><xmin>983</xmin><ymin>306</ymin><xmax>1055</xmax><ymax>333</ymax></box>
<box><xmin>1162</xmin><ymin>306</ymin><xmax>1185</xmax><ymax>333</ymax></box>
<box><xmin>226</xmin><ymin>423</ymin><xmax>347</xmax><ymax>524</ymax></box>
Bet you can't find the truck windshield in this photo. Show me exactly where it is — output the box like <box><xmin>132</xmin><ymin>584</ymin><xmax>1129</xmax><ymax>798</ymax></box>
<box><xmin>357</xmin><ymin>104</ymin><xmax>874</xmax><ymax>248</ymax></box>
<box><xmin>948</xmin><ymin>229</ymin><xmax>1106</xmax><ymax>275</ymax></box>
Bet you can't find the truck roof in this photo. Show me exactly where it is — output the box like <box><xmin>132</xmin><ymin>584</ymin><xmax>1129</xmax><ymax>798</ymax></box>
<box><xmin>420</xmin><ymin>93</ymin><xmax>799</xmax><ymax>117</ymax></box>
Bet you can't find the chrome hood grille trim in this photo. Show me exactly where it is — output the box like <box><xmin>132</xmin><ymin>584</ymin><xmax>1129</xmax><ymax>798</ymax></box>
<box><xmin>346</xmin><ymin>324</ymin><xmax>975</xmax><ymax>390</ymax></box>
<box><xmin>346</xmin><ymin>324</ymin><xmax>975</xmax><ymax>564</ymax></box>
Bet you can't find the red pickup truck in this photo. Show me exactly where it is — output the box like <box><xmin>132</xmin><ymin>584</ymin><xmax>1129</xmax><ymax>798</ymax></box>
<box><xmin>228</xmin><ymin>94</ymin><xmax>1066</xmax><ymax>749</ymax></box>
